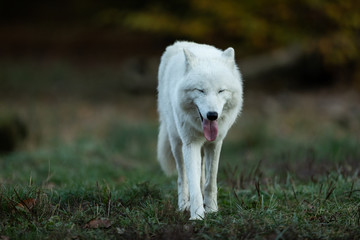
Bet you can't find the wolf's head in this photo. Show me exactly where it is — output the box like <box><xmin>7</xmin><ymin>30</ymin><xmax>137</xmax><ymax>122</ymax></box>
<box><xmin>178</xmin><ymin>47</ymin><xmax>243</xmax><ymax>141</ymax></box>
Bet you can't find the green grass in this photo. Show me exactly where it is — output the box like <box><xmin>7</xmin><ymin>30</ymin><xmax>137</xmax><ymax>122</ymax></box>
<box><xmin>1</xmin><ymin>58</ymin><xmax>359</xmax><ymax>238</ymax></box>
<box><xmin>1</xmin><ymin>120</ymin><xmax>359</xmax><ymax>239</ymax></box>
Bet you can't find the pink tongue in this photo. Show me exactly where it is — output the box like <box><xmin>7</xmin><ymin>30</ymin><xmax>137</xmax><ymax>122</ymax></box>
<box><xmin>202</xmin><ymin>119</ymin><xmax>218</xmax><ymax>141</ymax></box>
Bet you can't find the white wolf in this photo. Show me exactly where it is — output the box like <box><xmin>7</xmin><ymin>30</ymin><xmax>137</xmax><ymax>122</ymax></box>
<box><xmin>157</xmin><ymin>41</ymin><xmax>243</xmax><ymax>220</ymax></box>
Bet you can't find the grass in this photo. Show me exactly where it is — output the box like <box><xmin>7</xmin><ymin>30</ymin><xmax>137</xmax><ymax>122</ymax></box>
<box><xmin>1</xmin><ymin>120</ymin><xmax>359</xmax><ymax>239</ymax></box>
<box><xmin>0</xmin><ymin>60</ymin><xmax>359</xmax><ymax>239</ymax></box>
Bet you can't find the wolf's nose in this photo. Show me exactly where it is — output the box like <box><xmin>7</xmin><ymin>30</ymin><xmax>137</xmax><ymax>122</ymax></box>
<box><xmin>207</xmin><ymin>111</ymin><xmax>218</xmax><ymax>121</ymax></box>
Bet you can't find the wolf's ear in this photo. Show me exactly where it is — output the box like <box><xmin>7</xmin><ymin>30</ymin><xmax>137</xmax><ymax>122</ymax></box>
<box><xmin>183</xmin><ymin>48</ymin><xmax>197</xmax><ymax>72</ymax></box>
<box><xmin>222</xmin><ymin>47</ymin><xmax>235</xmax><ymax>67</ymax></box>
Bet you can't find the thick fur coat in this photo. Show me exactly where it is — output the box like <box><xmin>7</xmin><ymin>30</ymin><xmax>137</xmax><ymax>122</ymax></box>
<box><xmin>157</xmin><ymin>41</ymin><xmax>243</xmax><ymax>220</ymax></box>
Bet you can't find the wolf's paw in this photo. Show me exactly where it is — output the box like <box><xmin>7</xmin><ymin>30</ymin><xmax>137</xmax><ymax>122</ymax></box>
<box><xmin>205</xmin><ymin>204</ymin><xmax>218</xmax><ymax>213</ymax></box>
<box><xmin>204</xmin><ymin>197</ymin><xmax>218</xmax><ymax>213</ymax></box>
<box><xmin>189</xmin><ymin>206</ymin><xmax>205</xmax><ymax>220</ymax></box>
<box><xmin>178</xmin><ymin>190</ymin><xmax>190</xmax><ymax>212</ymax></box>
<box><xmin>179</xmin><ymin>200</ymin><xmax>190</xmax><ymax>212</ymax></box>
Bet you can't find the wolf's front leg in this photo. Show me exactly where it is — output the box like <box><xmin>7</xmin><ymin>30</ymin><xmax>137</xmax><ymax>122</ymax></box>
<box><xmin>182</xmin><ymin>142</ymin><xmax>204</xmax><ymax>220</ymax></box>
<box><xmin>170</xmin><ymin>137</ymin><xmax>189</xmax><ymax>211</ymax></box>
<box><xmin>204</xmin><ymin>140</ymin><xmax>223</xmax><ymax>213</ymax></box>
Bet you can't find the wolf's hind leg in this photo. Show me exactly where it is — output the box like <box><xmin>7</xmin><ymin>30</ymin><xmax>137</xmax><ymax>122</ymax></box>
<box><xmin>201</xmin><ymin>151</ymin><xmax>205</xmax><ymax>196</ymax></box>
<box><xmin>157</xmin><ymin>123</ymin><xmax>176</xmax><ymax>175</ymax></box>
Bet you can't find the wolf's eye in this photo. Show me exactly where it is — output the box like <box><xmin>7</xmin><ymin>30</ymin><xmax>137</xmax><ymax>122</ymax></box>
<box><xmin>218</xmin><ymin>89</ymin><xmax>225</xmax><ymax>94</ymax></box>
<box><xmin>195</xmin><ymin>89</ymin><xmax>205</xmax><ymax>93</ymax></box>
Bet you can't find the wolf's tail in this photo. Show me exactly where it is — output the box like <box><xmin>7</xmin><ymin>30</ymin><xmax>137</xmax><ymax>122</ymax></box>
<box><xmin>157</xmin><ymin>123</ymin><xmax>176</xmax><ymax>176</ymax></box>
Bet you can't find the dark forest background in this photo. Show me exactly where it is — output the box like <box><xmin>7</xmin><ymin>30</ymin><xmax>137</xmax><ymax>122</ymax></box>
<box><xmin>1</xmin><ymin>0</ymin><xmax>359</xmax><ymax>93</ymax></box>
<box><xmin>1</xmin><ymin>2</ymin><xmax>360</xmax><ymax>239</ymax></box>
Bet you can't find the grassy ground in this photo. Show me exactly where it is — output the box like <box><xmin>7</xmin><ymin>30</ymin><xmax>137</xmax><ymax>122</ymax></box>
<box><xmin>1</xmin><ymin>61</ymin><xmax>360</xmax><ymax>239</ymax></box>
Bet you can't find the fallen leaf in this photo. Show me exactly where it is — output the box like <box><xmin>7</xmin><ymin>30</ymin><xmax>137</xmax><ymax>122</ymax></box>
<box><xmin>1</xmin><ymin>236</ymin><xmax>10</xmax><ymax>240</ymax></box>
<box><xmin>16</xmin><ymin>198</ymin><xmax>37</xmax><ymax>211</ymax></box>
<box><xmin>84</xmin><ymin>218</ymin><xmax>112</xmax><ymax>229</ymax></box>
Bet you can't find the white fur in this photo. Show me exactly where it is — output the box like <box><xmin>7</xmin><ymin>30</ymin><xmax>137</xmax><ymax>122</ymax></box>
<box><xmin>157</xmin><ymin>41</ymin><xmax>243</xmax><ymax>220</ymax></box>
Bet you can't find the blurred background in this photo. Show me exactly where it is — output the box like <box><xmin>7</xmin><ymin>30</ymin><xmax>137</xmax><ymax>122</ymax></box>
<box><xmin>0</xmin><ymin>0</ymin><xmax>359</xmax><ymax>184</ymax></box>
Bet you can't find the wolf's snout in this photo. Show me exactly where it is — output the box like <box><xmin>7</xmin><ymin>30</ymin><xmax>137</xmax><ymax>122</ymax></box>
<box><xmin>207</xmin><ymin>111</ymin><xmax>218</xmax><ymax>121</ymax></box>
